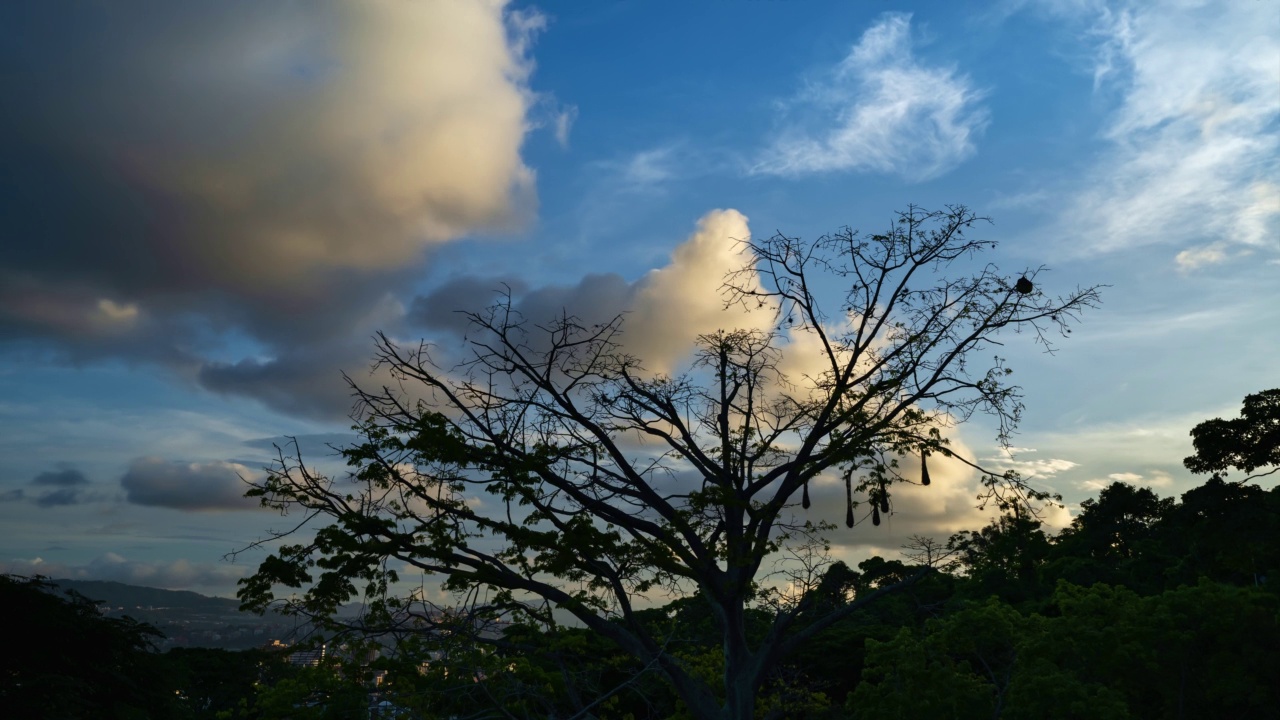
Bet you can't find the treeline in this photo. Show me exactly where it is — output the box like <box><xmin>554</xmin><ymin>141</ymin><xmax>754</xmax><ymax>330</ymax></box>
<box><xmin>6</xmin><ymin>476</ymin><xmax>1277</xmax><ymax>719</ymax></box>
<box><xmin>420</xmin><ymin>477</ymin><xmax>1279</xmax><ymax>720</ymax></box>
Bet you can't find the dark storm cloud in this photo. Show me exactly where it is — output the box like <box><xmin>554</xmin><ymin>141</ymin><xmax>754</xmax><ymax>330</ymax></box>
<box><xmin>119</xmin><ymin>457</ymin><xmax>261</xmax><ymax>511</ymax></box>
<box><xmin>408</xmin><ymin>276</ymin><xmax>530</xmax><ymax>335</ymax></box>
<box><xmin>409</xmin><ymin>273</ymin><xmax>634</xmax><ymax>335</ymax></box>
<box><xmin>198</xmin><ymin>341</ymin><xmax>387</xmax><ymax>422</ymax></box>
<box><xmin>32</xmin><ymin>468</ymin><xmax>89</xmax><ymax>487</ymax></box>
<box><xmin>34</xmin><ymin>488</ymin><xmax>86</xmax><ymax>508</ymax></box>
<box><xmin>0</xmin><ymin>1</ymin><xmax>542</xmax><ymax>415</ymax></box>
<box><xmin>2</xmin><ymin>466</ymin><xmax>103</xmax><ymax>508</ymax></box>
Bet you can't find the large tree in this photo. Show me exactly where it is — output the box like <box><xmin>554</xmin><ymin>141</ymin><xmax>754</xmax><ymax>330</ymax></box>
<box><xmin>237</xmin><ymin>206</ymin><xmax>1101</xmax><ymax>719</ymax></box>
<box><xmin>0</xmin><ymin>575</ymin><xmax>179</xmax><ymax>719</ymax></box>
<box><xmin>1184</xmin><ymin>388</ymin><xmax>1280</xmax><ymax>483</ymax></box>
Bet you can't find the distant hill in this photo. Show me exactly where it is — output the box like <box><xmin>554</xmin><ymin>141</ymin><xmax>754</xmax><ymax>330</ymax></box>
<box><xmin>47</xmin><ymin>578</ymin><xmax>242</xmax><ymax>612</ymax></box>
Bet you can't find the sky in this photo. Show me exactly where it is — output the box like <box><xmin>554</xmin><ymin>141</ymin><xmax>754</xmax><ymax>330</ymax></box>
<box><xmin>1</xmin><ymin>0</ymin><xmax>1277</xmax><ymax>598</ymax></box>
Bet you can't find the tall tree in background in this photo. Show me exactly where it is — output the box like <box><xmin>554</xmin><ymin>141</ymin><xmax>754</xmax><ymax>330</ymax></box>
<box><xmin>1184</xmin><ymin>388</ymin><xmax>1280</xmax><ymax>483</ymax></box>
<box><xmin>237</xmin><ymin>206</ymin><xmax>1101</xmax><ymax>720</ymax></box>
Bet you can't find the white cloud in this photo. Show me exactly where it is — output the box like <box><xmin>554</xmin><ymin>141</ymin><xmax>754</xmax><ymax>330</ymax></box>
<box><xmin>984</xmin><ymin>447</ymin><xmax>1079</xmax><ymax>479</ymax></box>
<box><xmin>1174</xmin><ymin>242</ymin><xmax>1228</xmax><ymax>271</ymax></box>
<box><xmin>753</xmin><ymin>12</ymin><xmax>987</xmax><ymax>181</ymax></box>
<box><xmin>625</xmin><ymin>209</ymin><xmax>773</xmax><ymax>372</ymax></box>
<box><xmin>1049</xmin><ymin>1</ymin><xmax>1280</xmax><ymax>262</ymax></box>
<box><xmin>554</xmin><ymin>106</ymin><xmax>579</xmax><ymax>148</ymax></box>
<box><xmin>619</xmin><ymin>146</ymin><xmax>679</xmax><ymax>188</ymax></box>
<box><xmin>1080</xmin><ymin>468</ymin><xmax>1173</xmax><ymax>492</ymax></box>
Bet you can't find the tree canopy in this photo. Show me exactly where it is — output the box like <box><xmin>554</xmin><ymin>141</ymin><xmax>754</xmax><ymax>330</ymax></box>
<box><xmin>0</xmin><ymin>575</ymin><xmax>178</xmax><ymax>719</ymax></box>
<box><xmin>1184</xmin><ymin>388</ymin><xmax>1280</xmax><ymax>482</ymax></box>
<box><xmin>236</xmin><ymin>206</ymin><xmax>1101</xmax><ymax>720</ymax></box>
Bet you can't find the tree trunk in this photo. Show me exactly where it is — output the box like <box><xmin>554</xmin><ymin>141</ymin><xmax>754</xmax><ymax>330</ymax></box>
<box><xmin>720</xmin><ymin>598</ymin><xmax>757</xmax><ymax>720</ymax></box>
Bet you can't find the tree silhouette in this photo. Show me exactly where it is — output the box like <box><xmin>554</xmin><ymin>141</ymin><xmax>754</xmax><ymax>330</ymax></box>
<box><xmin>236</xmin><ymin>206</ymin><xmax>1101</xmax><ymax>720</ymax></box>
<box><xmin>0</xmin><ymin>575</ymin><xmax>177</xmax><ymax>719</ymax></box>
<box><xmin>1184</xmin><ymin>388</ymin><xmax>1280</xmax><ymax>482</ymax></box>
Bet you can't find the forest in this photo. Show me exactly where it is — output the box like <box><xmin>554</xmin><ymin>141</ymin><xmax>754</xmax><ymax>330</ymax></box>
<box><xmin>5</xmin><ymin>400</ymin><xmax>1278</xmax><ymax>720</ymax></box>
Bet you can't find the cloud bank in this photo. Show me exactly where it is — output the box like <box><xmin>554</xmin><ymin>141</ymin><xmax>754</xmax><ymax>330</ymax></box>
<box><xmin>1</xmin><ymin>554</ymin><xmax>247</xmax><ymax>593</ymax></box>
<box><xmin>120</xmin><ymin>457</ymin><xmax>261</xmax><ymax>511</ymax></box>
<box><xmin>0</xmin><ymin>0</ymin><xmax>543</xmax><ymax>375</ymax></box>
<box><xmin>753</xmin><ymin>12</ymin><xmax>987</xmax><ymax>181</ymax></box>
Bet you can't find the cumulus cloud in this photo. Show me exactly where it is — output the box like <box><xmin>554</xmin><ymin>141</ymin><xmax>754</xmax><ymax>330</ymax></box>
<box><xmin>800</xmin><ymin>437</ymin><xmax>1072</xmax><ymax>555</ymax></box>
<box><xmin>0</xmin><ymin>554</ymin><xmax>248</xmax><ymax>592</ymax></box>
<box><xmin>0</xmin><ymin>1</ymin><xmax>543</xmax><ymax>375</ymax></box>
<box><xmin>120</xmin><ymin>457</ymin><xmax>262</xmax><ymax>511</ymax></box>
<box><xmin>625</xmin><ymin>210</ymin><xmax>770</xmax><ymax>371</ymax></box>
<box><xmin>1045</xmin><ymin>1</ymin><xmax>1279</xmax><ymax>262</ymax></box>
<box><xmin>753</xmin><ymin>12</ymin><xmax>987</xmax><ymax>180</ymax></box>
<box><xmin>411</xmin><ymin>208</ymin><xmax>768</xmax><ymax>375</ymax></box>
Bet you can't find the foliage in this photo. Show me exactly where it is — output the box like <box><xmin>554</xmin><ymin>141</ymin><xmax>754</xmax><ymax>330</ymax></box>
<box><xmin>850</xmin><ymin>581</ymin><xmax>1280</xmax><ymax>720</ymax></box>
<box><xmin>0</xmin><ymin>574</ymin><xmax>179</xmax><ymax>720</ymax></box>
<box><xmin>168</xmin><ymin>647</ymin><xmax>290</xmax><ymax>720</ymax></box>
<box><xmin>236</xmin><ymin>206</ymin><xmax>1099</xmax><ymax>719</ymax></box>
<box><xmin>246</xmin><ymin>659</ymin><xmax>373</xmax><ymax>720</ymax></box>
<box><xmin>948</xmin><ymin>513</ymin><xmax>1052</xmax><ymax>603</ymax></box>
<box><xmin>1184</xmin><ymin>388</ymin><xmax>1280</xmax><ymax>482</ymax></box>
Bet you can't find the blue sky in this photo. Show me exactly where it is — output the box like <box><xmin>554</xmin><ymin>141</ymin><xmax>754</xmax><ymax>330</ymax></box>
<box><xmin>1</xmin><ymin>0</ymin><xmax>1277</xmax><ymax>597</ymax></box>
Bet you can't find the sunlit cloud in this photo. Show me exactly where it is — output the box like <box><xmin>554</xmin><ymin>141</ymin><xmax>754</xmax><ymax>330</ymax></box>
<box><xmin>1174</xmin><ymin>243</ymin><xmax>1229</xmax><ymax>272</ymax></box>
<box><xmin>1</xmin><ymin>0</ymin><xmax>544</xmax><ymax>370</ymax></box>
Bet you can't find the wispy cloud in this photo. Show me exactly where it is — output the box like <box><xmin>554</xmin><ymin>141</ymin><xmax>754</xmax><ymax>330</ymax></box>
<box><xmin>554</xmin><ymin>105</ymin><xmax>579</xmax><ymax>148</ymax></box>
<box><xmin>1048</xmin><ymin>1</ymin><xmax>1279</xmax><ymax>263</ymax></box>
<box><xmin>621</xmin><ymin>147</ymin><xmax>678</xmax><ymax>188</ymax></box>
<box><xmin>1080</xmin><ymin>469</ymin><xmax>1173</xmax><ymax>492</ymax></box>
<box><xmin>984</xmin><ymin>447</ymin><xmax>1079</xmax><ymax>480</ymax></box>
<box><xmin>1174</xmin><ymin>242</ymin><xmax>1228</xmax><ymax>272</ymax></box>
<box><xmin>752</xmin><ymin>12</ymin><xmax>987</xmax><ymax>181</ymax></box>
